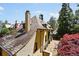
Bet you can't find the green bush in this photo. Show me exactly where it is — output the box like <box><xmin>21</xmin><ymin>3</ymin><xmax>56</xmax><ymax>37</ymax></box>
<box><xmin>0</xmin><ymin>28</ymin><xmax>10</xmax><ymax>37</ymax></box>
<box><xmin>74</xmin><ymin>24</ymin><xmax>79</xmax><ymax>29</ymax></box>
<box><xmin>73</xmin><ymin>24</ymin><xmax>79</xmax><ymax>33</ymax></box>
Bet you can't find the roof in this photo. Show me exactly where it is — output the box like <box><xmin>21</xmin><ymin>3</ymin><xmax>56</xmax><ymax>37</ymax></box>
<box><xmin>0</xmin><ymin>16</ymin><xmax>46</xmax><ymax>55</ymax></box>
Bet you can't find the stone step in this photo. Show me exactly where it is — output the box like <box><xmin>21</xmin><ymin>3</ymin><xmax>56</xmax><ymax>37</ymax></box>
<box><xmin>45</xmin><ymin>40</ymin><xmax>59</xmax><ymax>56</ymax></box>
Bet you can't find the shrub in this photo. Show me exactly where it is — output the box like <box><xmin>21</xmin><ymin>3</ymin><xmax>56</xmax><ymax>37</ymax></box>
<box><xmin>0</xmin><ymin>28</ymin><xmax>10</xmax><ymax>37</ymax></box>
<box><xmin>73</xmin><ymin>24</ymin><xmax>79</xmax><ymax>33</ymax></box>
<box><xmin>58</xmin><ymin>33</ymin><xmax>79</xmax><ymax>56</ymax></box>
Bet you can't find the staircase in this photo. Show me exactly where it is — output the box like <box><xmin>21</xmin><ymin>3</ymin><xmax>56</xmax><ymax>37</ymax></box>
<box><xmin>33</xmin><ymin>40</ymin><xmax>59</xmax><ymax>56</ymax></box>
<box><xmin>46</xmin><ymin>40</ymin><xmax>59</xmax><ymax>56</ymax></box>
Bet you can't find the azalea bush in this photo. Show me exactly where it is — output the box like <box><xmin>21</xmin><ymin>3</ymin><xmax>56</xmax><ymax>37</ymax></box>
<box><xmin>58</xmin><ymin>33</ymin><xmax>79</xmax><ymax>56</ymax></box>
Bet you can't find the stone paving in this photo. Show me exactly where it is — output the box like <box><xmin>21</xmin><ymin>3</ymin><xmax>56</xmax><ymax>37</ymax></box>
<box><xmin>33</xmin><ymin>40</ymin><xmax>60</xmax><ymax>56</ymax></box>
<box><xmin>46</xmin><ymin>40</ymin><xmax>59</xmax><ymax>56</ymax></box>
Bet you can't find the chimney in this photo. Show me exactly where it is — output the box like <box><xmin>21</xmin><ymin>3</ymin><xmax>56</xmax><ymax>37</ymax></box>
<box><xmin>25</xmin><ymin>10</ymin><xmax>31</xmax><ymax>32</ymax></box>
<box><xmin>39</xmin><ymin>14</ymin><xmax>43</xmax><ymax>20</ymax></box>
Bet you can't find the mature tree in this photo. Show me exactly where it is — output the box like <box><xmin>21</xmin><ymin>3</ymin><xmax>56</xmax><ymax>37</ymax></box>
<box><xmin>47</xmin><ymin>16</ymin><xmax>56</xmax><ymax>30</ymax></box>
<box><xmin>75</xmin><ymin>4</ymin><xmax>79</xmax><ymax>18</ymax></box>
<box><xmin>73</xmin><ymin>4</ymin><xmax>79</xmax><ymax>33</ymax></box>
<box><xmin>75</xmin><ymin>4</ymin><xmax>79</xmax><ymax>24</ymax></box>
<box><xmin>0</xmin><ymin>20</ymin><xmax>2</xmax><ymax>24</ymax></box>
<box><xmin>5</xmin><ymin>20</ymin><xmax>8</xmax><ymax>24</ymax></box>
<box><xmin>0</xmin><ymin>26</ymin><xmax>10</xmax><ymax>37</ymax></box>
<box><xmin>0</xmin><ymin>20</ymin><xmax>10</xmax><ymax>37</ymax></box>
<box><xmin>0</xmin><ymin>20</ymin><xmax>2</xmax><ymax>27</ymax></box>
<box><xmin>57</xmin><ymin>3</ymin><xmax>74</xmax><ymax>37</ymax></box>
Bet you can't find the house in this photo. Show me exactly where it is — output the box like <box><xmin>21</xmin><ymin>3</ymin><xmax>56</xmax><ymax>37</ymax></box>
<box><xmin>0</xmin><ymin>10</ymin><xmax>52</xmax><ymax>56</ymax></box>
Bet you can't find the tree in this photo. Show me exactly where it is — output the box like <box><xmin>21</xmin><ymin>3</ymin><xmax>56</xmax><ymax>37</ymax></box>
<box><xmin>0</xmin><ymin>20</ymin><xmax>2</xmax><ymax>24</ymax></box>
<box><xmin>75</xmin><ymin>4</ymin><xmax>79</xmax><ymax>19</ymax></box>
<box><xmin>75</xmin><ymin>4</ymin><xmax>79</xmax><ymax>24</ymax></box>
<box><xmin>47</xmin><ymin>16</ymin><xmax>56</xmax><ymax>30</ymax></box>
<box><xmin>0</xmin><ymin>27</ymin><xmax>10</xmax><ymax>37</ymax></box>
<box><xmin>1</xmin><ymin>28</ymin><xmax>10</xmax><ymax>35</ymax></box>
<box><xmin>0</xmin><ymin>20</ymin><xmax>10</xmax><ymax>37</ymax></box>
<box><xmin>72</xmin><ymin>4</ymin><xmax>79</xmax><ymax>33</ymax></box>
<box><xmin>0</xmin><ymin>20</ymin><xmax>2</xmax><ymax>27</ymax></box>
<box><xmin>5</xmin><ymin>20</ymin><xmax>8</xmax><ymax>24</ymax></box>
<box><xmin>57</xmin><ymin>3</ymin><xmax>75</xmax><ymax>37</ymax></box>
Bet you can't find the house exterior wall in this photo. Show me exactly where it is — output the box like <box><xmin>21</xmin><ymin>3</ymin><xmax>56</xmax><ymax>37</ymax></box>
<box><xmin>43</xmin><ymin>30</ymin><xmax>48</xmax><ymax>49</ymax></box>
<box><xmin>16</xmin><ymin>32</ymin><xmax>36</xmax><ymax>56</ymax></box>
<box><xmin>33</xmin><ymin>29</ymin><xmax>44</xmax><ymax>53</ymax></box>
<box><xmin>0</xmin><ymin>29</ymin><xmax>49</xmax><ymax>56</ymax></box>
<box><xmin>2</xmin><ymin>49</ymin><xmax>9</xmax><ymax>56</ymax></box>
<box><xmin>33</xmin><ymin>29</ymin><xmax>49</xmax><ymax>53</ymax></box>
<box><xmin>0</xmin><ymin>47</ymin><xmax>9</xmax><ymax>56</ymax></box>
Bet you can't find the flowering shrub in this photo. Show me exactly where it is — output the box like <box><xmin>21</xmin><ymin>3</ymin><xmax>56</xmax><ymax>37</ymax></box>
<box><xmin>63</xmin><ymin>33</ymin><xmax>79</xmax><ymax>40</ymax></box>
<box><xmin>58</xmin><ymin>33</ymin><xmax>79</xmax><ymax>56</ymax></box>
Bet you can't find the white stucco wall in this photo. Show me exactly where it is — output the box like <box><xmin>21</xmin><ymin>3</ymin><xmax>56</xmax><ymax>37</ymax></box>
<box><xmin>16</xmin><ymin>32</ymin><xmax>36</xmax><ymax>56</ymax></box>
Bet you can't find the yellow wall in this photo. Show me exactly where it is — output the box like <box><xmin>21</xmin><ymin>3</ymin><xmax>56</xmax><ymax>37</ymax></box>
<box><xmin>33</xmin><ymin>29</ymin><xmax>48</xmax><ymax>53</ymax></box>
<box><xmin>43</xmin><ymin>30</ymin><xmax>48</xmax><ymax>49</ymax></box>
<box><xmin>2</xmin><ymin>50</ymin><xmax>9</xmax><ymax>56</ymax></box>
<box><xmin>0</xmin><ymin>48</ymin><xmax>9</xmax><ymax>56</ymax></box>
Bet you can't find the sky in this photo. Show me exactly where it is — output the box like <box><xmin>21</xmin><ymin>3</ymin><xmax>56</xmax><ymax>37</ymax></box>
<box><xmin>0</xmin><ymin>3</ymin><xmax>78</xmax><ymax>24</ymax></box>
